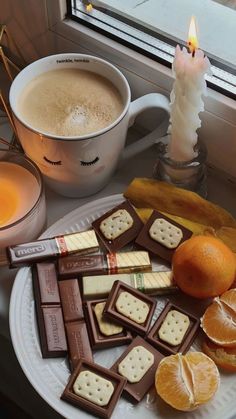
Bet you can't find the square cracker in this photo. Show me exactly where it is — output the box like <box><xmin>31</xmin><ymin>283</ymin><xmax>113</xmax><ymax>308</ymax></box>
<box><xmin>73</xmin><ymin>370</ymin><xmax>114</xmax><ymax>406</ymax></box>
<box><xmin>149</xmin><ymin>218</ymin><xmax>183</xmax><ymax>249</ymax></box>
<box><xmin>94</xmin><ymin>302</ymin><xmax>123</xmax><ymax>336</ymax></box>
<box><xmin>118</xmin><ymin>345</ymin><xmax>154</xmax><ymax>383</ymax></box>
<box><xmin>100</xmin><ymin>209</ymin><xmax>133</xmax><ymax>240</ymax></box>
<box><xmin>115</xmin><ymin>291</ymin><xmax>149</xmax><ymax>324</ymax></box>
<box><xmin>158</xmin><ymin>310</ymin><xmax>190</xmax><ymax>346</ymax></box>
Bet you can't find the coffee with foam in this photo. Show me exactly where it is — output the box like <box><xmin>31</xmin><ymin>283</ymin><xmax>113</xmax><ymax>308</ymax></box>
<box><xmin>17</xmin><ymin>68</ymin><xmax>123</xmax><ymax>137</ymax></box>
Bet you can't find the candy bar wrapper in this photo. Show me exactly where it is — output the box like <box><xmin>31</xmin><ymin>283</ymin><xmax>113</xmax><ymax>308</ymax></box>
<box><xmin>83</xmin><ymin>270</ymin><xmax>177</xmax><ymax>299</ymax></box>
<box><xmin>8</xmin><ymin>230</ymin><xmax>99</xmax><ymax>267</ymax></box>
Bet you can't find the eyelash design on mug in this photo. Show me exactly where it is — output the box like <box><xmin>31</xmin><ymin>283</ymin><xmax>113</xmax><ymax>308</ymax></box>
<box><xmin>43</xmin><ymin>156</ymin><xmax>62</xmax><ymax>165</ymax></box>
<box><xmin>80</xmin><ymin>157</ymin><xmax>100</xmax><ymax>166</ymax></box>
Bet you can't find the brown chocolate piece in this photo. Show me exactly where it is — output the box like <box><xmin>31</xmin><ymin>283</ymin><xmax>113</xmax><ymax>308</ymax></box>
<box><xmin>135</xmin><ymin>210</ymin><xmax>192</xmax><ymax>262</ymax></box>
<box><xmin>8</xmin><ymin>229</ymin><xmax>99</xmax><ymax>267</ymax></box>
<box><xmin>65</xmin><ymin>321</ymin><xmax>93</xmax><ymax>371</ymax></box>
<box><xmin>32</xmin><ymin>265</ymin><xmax>67</xmax><ymax>358</ymax></box>
<box><xmin>42</xmin><ymin>306</ymin><xmax>67</xmax><ymax>355</ymax></box>
<box><xmin>84</xmin><ymin>299</ymin><xmax>133</xmax><ymax>350</ymax></box>
<box><xmin>61</xmin><ymin>359</ymin><xmax>126</xmax><ymax>419</ymax></box>
<box><xmin>36</xmin><ymin>262</ymin><xmax>60</xmax><ymax>305</ymax></box>
<box><xmin>103</xmin><ymin>281</ymin><xmax>156</xmax><ymax>336</ymax></box>
<box><xmin>58</xmin><ymin>254</ymin><xmax>106</xmax><ymax>279</ymax></box>
<box><xmin>146</xmin><ymin>301</ymin><xmax>200</xmax><ymax>355</ymax></box>
<box><xmin>111</xmin><ymin>335</ymin><xmax>164</xmax><ymax>404</ymax></box>
<box><xmin>59</xmin><ymin>279</ymin><xmax>84</xmax><ymax>322</ymax></box>
<box><xmin>92</xmin><ymin>200</ymin><xmax>143</xmax><ymax>253</ymax></box>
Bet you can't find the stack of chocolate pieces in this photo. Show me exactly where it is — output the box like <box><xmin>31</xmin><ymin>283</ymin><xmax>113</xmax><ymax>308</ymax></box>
<box><xmin>9</xmin><ymin>199</ymin><xmax>199</xmax><ymax>418</ymax></box>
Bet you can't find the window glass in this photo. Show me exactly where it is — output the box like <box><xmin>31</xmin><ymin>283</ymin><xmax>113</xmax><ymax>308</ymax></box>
<box><xmin>68</xmin><ymin>0</ymin><xmax>236</xmax><ymax>98</ymax></box>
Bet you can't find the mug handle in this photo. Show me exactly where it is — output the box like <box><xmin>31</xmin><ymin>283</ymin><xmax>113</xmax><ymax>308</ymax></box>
<box><xmin>121</xmin><ymin>93</ymin><xmax>170</xmax><ymax>161</ymax></box>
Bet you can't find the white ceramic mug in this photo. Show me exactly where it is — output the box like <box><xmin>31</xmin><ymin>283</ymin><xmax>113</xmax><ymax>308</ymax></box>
<box><xmin>10</xmin><ymin>53</ymin><xmax>170</xmax><ymax>197</ymax></box>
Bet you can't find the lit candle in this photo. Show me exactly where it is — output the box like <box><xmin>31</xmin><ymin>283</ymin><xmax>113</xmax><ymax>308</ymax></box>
<box><xmin>0</xmin><ymin>162</ymin><xmax>40</xmax><ymax>227</ymax></box>
<box><xmin>168</xmin><ymin>17</ymin><xmax>211</xmax><ymax>162</ymax></box>
<box><xmin>0</xmin><ymin>160</ymin><xmax>46</xmax><ymax>265</ymax></box>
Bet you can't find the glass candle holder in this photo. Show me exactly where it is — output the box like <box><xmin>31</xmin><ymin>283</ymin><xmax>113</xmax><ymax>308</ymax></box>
<box><xmin>153</xmin><ymin>138</ymin><xmax>207</xmax><ymax>198</ymax></box>
<box><xmin>0</xmin><ymin>149</ymin><xmax>47</xmax><ymax>266</ymax></box>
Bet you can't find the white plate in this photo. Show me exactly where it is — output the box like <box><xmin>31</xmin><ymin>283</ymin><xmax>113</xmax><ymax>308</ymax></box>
<box><xmin>10</xmin><ymin>194</ymin><xmax>236</xmax><ymax>419</ymax></box>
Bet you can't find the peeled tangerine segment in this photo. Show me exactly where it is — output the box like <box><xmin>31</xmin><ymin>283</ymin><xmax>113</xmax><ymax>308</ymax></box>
<box><xmin>203</xmin><ymin>338</ymin><xmax>236</xmax><ymax>372</ymax></box>
<box><xmin>155</xmin><ymin>352</ymin><xmax>220</xmax><ymax>411</ymax></box>
<box><xmin>201</xmin><ymin>289</ymin><xmax>236</xmax><ymax>347</ymax></box>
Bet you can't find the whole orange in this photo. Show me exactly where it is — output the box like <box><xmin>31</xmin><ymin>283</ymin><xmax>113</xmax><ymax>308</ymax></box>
<box><xmin>172</xmin><ymin>235</ymin><xmax>236</xmax><ymax>299</ymax></box>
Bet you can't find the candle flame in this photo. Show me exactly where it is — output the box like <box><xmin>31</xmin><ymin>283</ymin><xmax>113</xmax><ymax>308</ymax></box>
<box><xmin>86</xmin><ymin>3</ymin><xmax>93</xmax><ymax>12</ymax></box>
<box><xmin>188</xmin><ymin>16</ymin><xmax>198</xmax><ymax>54</ymax></box>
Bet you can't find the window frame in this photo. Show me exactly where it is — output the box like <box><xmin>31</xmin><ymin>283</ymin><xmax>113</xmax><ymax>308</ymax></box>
<box><xmin>46</xmin><ymin>0</ymin><xmax>235</xmax><ymax>119</ymax></box>
<box><xmin>67</xmin><ymin>0</ymin><xmax>236</xmax><ymax>100</ymax></box>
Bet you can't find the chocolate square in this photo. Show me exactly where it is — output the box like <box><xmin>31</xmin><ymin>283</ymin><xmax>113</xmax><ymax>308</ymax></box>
<box><xmin>92</xmin><ymin>200</ymin><xmax>143</xmax><ymax>253</ymax></box>
<box><xmin>65</xmin><ymin>320</ymin><xmax>93</xmax><ymax>371</ymax></box>
<box><xmin>84</xmin><ymin>299</ymin><xmax>132</xmax><ymax>349</ymax></box>
<box><xmin>146</xmin><ymin>301</ymin><xmax>200</xmax><ymax>355</ymax></box>
<box><xmin>59</xmin><ymin>279</ymin><xmax>84</xmax><ymax>322</ymax></box>
<box><xmin>103</xmin><ymin>281</ymin><xmax>156</xmax><ymax>336</ymax></box>
<box><xmin>39</xmin><ymin>306</ymin><xmax>67</xmax><ymax>358</ymax></box>
<box><xmin>61</xmin><ymin>360</ymin><xmax>126</xmax><ymax>419</ymax></box>
<box><xmin>135</xmin><ymin>210</ymin><xmax>192</xmax><ymax>262</ymax></box>
<box><xmin>36</xmin><ymin>262</ymin><xmax>60</xmax><ymax>305</ymax></box>
<box><xmin>111</xmin><ymin>336</ymin><xmax>164</xmax><ymax>404</ymax></box>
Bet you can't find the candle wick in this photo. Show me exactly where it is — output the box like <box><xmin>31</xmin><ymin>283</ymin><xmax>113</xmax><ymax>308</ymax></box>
<box><xmin>188</xmin><ymin>41</ymin><xmax>192</xmax><ymax>54</ymax></box>
<box><xmin>187</xmin><ymin>41</ymin><xmax>195</xmax><ymax>57</ymax></box>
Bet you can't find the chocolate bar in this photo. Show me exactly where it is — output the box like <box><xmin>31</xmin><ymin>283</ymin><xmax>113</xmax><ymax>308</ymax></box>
<box><xmin>61</xmin><ymin>359</ymin><xmax>126</xmax><ymax>419</ymax></box>
<box><xmin>84</xmin><ymin>299</ymin><xmax>132</xmax><ymax>349</ymax></box>
<box><xmin>58</xmin><ymin>279</ymin><xmax>93</xmax><ymax>370</ymax></box>
<box><xmin>32</xmin><ymin>264</ymin><xmax>67</xmax><ymax>358</ymax></box>
<box><xmin>111</xmin><ymin>336</ymin><xmax>164</xmax><ymax>403</ymax></box>
<box><xmin>8</xmin><ymin>229</ymin><xmax>99</xmax><ymax>267</ymax></box>
<box><xmin>135</xmin><ymin>210</ymin><xmax>192</xmax><ymax>262</ymax></box>
<box><xmin>59</xmin><ymin>279</ymin><xmax>84</xmax><ymax>322</ymax></box>
<box><xmin>58</xmin><ymin>251</ymin><xmax>151</xmax><ymax>279</ymax></box>
<box><xmin>92</xmin><ymin>200</ymin><xmax>143</xmax><ymax>253</ymax></box>
<box><xmin>103</xmin><ymin>281</ymin><xmax>156</xmax><ymax>336</ymax></box>
<box><xmin>146</xmin><ymin>301</ymin><xmax>200</xmax><ymax>355</ymax></box>
<box><xmin>82</xmin><ymin>270</ymin><xmax>177</xmax><ymax>299</ymax></box>
<box><xmin>65</xmin><ymin>321</ymin><xmax>93</xmax><ymax>371</ymax></box>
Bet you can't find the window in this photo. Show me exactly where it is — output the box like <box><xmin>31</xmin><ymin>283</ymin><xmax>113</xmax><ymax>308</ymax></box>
<box><xmin>67</xmin><ymin>0</ymin><xmax>236</xmax><ymax>98</ymax></box>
